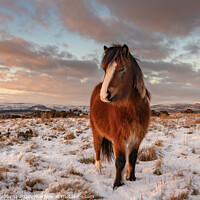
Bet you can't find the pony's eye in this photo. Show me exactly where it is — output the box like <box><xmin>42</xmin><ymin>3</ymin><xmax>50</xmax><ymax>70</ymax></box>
<box><xmin>118</xmin><ymin>67</ymin><xmax>125</xmax><ymax>73</ymax></box>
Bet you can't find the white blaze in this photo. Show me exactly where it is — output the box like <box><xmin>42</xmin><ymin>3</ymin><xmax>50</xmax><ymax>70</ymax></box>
<box><xmin>100</xmin><ymin>61</ymin><xmax>117</xmax><ymax>102</ymax></box>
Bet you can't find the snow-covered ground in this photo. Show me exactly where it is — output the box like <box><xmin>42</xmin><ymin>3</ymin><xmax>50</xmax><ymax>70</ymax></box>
<box><xmin>0</xmin><ymin>114</ymin><xmax>199</xmax><ymax>200</ymax></box>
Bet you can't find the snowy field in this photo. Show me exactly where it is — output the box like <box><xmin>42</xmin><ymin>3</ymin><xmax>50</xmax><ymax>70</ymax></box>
<box><xmin>0</xmin><ymin>113</ymin><xmax>200</xmax><ymax>200</ymax></box>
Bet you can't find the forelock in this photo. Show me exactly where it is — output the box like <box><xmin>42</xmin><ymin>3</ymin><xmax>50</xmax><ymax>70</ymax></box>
<box><xmin>101</xmin><ymin>44</ymin><xmax>128</xmax><ymax>70</ymax></box>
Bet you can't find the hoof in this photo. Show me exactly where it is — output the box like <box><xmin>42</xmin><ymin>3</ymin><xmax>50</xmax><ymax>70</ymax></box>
<box><xmin>94</xmin><ymin>160</ymin><xmax>102</xmax><ymax>174</ymax></box>
<box><xmin>113</xmin><ymin>182</ymin><xmax>124</xmax><ymax>190</ymax></box>
<box><xmin>126</xmin><ymin>175</ymin><xmax>136</xmax><ymax>181</ymax></box>
<box><xmin>94</xmin><ymin>160</ymin><xmax>101</xmax><ymax>169</ymax></box>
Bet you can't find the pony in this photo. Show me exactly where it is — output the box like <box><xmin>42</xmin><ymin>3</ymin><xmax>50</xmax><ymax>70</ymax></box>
<box><xmin>90</xmin><ymin>44</ymin><xmax>151</xmax><ymax>189</ymax></box>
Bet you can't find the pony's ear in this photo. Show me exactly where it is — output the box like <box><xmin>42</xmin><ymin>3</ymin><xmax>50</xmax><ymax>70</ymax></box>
<box><xmin>136</xmin><ymin>67</ymin><xmax>146</xmax><ymax>99</ymax></box>
<box><xmin>104</xmin><ymin>46</ymin><xmax>108</xmax><ymax>52</ymax></box>
<box><xmin>122</xmin><ymin>44</ymin><xmax>129</xmax><ymax>57</ymax></box>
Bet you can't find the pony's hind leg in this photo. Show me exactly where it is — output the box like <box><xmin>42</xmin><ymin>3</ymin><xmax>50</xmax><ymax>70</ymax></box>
<box><xmin>92</xmin><ymin>130</ymin><xmax>103</xmax><ymax>170</ymax></box>
<box><xmin>113</xmin><ymin>140</ymin><xmax>126</xmax><ymax>189</ymax></box>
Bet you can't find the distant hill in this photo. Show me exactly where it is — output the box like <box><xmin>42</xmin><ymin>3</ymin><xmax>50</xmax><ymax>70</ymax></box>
<box><xmin>0</xmin><ymin>103</ymin><xmax>199</xmax><ymax>114</ymax></box>
<box><xmin>29</xmin><ymin>105</ymin><xmax>50</xmax><ymax>111</ymax></box>
<box><xmin>0</xmin><ymin>103</ymin><xmax>89</xmax><ymax>114</ymax></box>
<box><xmin>151</xmin><ymin>103</ymin><xmax>200</xmax><ymax>113</ymax></box>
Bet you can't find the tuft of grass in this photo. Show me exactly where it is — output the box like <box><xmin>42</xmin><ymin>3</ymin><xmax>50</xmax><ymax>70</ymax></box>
<box><xmin>155</xmin><ymin>140</ymin><xmax>163</xmax><ymax>147</ymax></box>
<box><xmin>68</xmin><ymin>150</ymin><xmax>79</xmax><ymax>155</ymax></box>
<box><xmin>0</xmin><ymin>166</ymin><xmax>9</xmax><ymax>181</ymax></box>
<box><xmin>169</xmin><ymin>190</ymin><xmax>190</xmax><ymax>200</ymax></box>
<box><xmin>175</xmin><ymin>170</ymin><xmax>184</xmax><ymax>177</ymax></box>
<box><xmin>57</xmin><ymin>125</ymin><xmax>65</xmax><ymax>132</ymax></box>
<box><xmin>63</xmin><ymin>132</ymin><xmax>75</xmax><ymax>140</ymax></box>
<box><xmin>191</xmin><ymin>188</ymin><xmax>200</xmax><ymax>195</ymax></box>
<box><xmin>0</xmin><ymin>166</ymin><xmax>9</xmax><ymax>173</ymax></box>
<box><xmin>24</xmin><ymin>178</ymin><xmax>45</xmax><ymax>192</ymax></box>
<box><xmin>195</xmin><ymin>118</ymin><xmax>200</xmax><ymax>123</ymax></box>
<box><xmin>49</xmin><ymin>181</ymin><xmax>103</xmax><ymax>200</ymax></box>
<box><xmin>76</xmin><ymin>130</ymin><xmax>83</xmax><ymax>134</ymax></box>
<box><xmin>81</xmin><ymin>143</ymin><xmax>92</xmax><ymax>150</ymax></box>
<box><xmin>186</xmin><ymin>131</ymin><xmax>193</xmax><ymax>134</ymax></box>
<box><xmin>191</xmin><ymin>148</ymin><xmax>196</xmax><ymax>154</ymax></box>
<box><xmin>79</xmin><ymin>155</ymin><xmax>95</xmax><ymax>164</ymax></box>
<box><xmin>26</xmin><ymin>156</ymin><xmax>39</xmax><ymax>167</ymax></box>
<box><xmin>153</xmin><ymin>158</ymin><xmax>163</xmax><ymax>175</ymax></box>
<box><xmin>138</xmin><ymin>146</ymin><xmax>158</xmax><ymax>161</ymax></box>
<box><xmin>80</xmin><ymin>187</ymin><xmax>103</xmax><ymax>200</ymax></box>
<box><xmin>67</xmin><ymin>167</ymin><xmax>83</xmax><ymax>177</ymax></box>
<box><xmin>49</xmin><ymin>181</ymin><xmax>83</xmax><ymax>194</ymax></box>
<box><xmin>17</xmin><ymin>129</ymin><xmax>36</xmax><ymax>141</ymax></box>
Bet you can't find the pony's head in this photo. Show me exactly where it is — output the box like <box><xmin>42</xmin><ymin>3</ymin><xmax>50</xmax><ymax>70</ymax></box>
<box><xmin>100</xmin><ymin>44</ymin><xmax>147</xmax><ymax>103</ymax></box>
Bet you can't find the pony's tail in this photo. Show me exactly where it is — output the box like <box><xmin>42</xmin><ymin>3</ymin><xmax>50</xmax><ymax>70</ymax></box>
<box><xmin>101</xmin><ymin>137</ymin><xmax>114</xmax><ymax>162</ymax></box>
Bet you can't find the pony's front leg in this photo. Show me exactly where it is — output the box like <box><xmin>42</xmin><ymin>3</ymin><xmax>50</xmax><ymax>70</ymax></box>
<box><xmin>113</xmin><ymin>140</ymin><xmax>126</xmax><ymax>189</ymax></box>
<box><xmin>126</xmin><ymin>136</ymin><xmax>140</xmax><ymax>181</ymax></box>
<box><xmin>126</xmin><ymin>148</ymin><xmax>138</xmax><ymax>181</ymax></box>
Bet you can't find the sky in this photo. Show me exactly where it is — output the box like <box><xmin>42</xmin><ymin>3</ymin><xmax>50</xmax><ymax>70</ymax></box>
<box><xmin>0</xmin><ymin>0</ymin><xmax>200</xmax><ymax>106</ymax></box>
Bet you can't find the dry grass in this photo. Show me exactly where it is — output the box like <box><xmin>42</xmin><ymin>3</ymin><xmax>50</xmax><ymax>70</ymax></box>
<box><xmin>0</xmin><ymin>166</ymin><xmax>9</xmax><ymax>181</ymax></box>
<box><xmin>24</xmin><ymin>178</ymin><xmax>45</xmax><ymax>192</ymax></box>
<box><xmin>186</xmin><ymin>131</ymin><xmax>193</xmax><ymax>134</ymax></box>
<box><xmin>169</xmin><ymin>190</ymin><xmax>190</xmax><ymax>200</ymax></box>
<box><xmin>191</xmin><ymin>148</ymin><xmax>196</xmax><ymax>154</ymax></box>
<box><xmin>79</xmin><ymin>155</ymin><xmax>95</xmax><ymax>164</ymax></box>
<box><xmin>49</xmin><ymin>181</ymin><xmax>102</xmax><ymax>200</ymax></box>
<box><xmin>41</xmin><ymin>112</ymin><xmax>49</xmax><ymax>122</ymax></box>
<box><xmin>76</xmin><ymin>130</ymin><xmax>83</xmax><ymax>134</ymax></box>
<box><xmin>81</xmin><ymin>143</ymin><xmax>92</xmax><ymax>150</ymax></box>
<box><xmin>191</xmin><ymin>188</ymin><xmax>199</xmax><ymax>195</ymax></box>
<box><xmin>49</xmin><ymin>181</ymin><xmax>83</xmax><ymax>194</ymax></box>
<box><xmin>175</xmin><ymin>170</ymin><xmax>184</xmax><ymax>177</ymax></box>
<box><xmin>57</xmin><ymin>124</ymin><xmax>65</xmax><ymax>132</ymax></box>
<box><xmin>63</xmin><ymin>132</ymin><xmax>75</xmax><ymax>140</ymax></box>
<box><xmin>0</xmin><ymin>166</ymin><xmax>9</xmax><ymax>173</ymax></box>
<box><xmin>17</xmin><ymin>129</ymin><xmax>36</xmax><ymax>141</ymax></box>
<box><xmin>195</xmin><ymin>118</ymin><xmax>200</xmax><ymax>123</ymax></box>
<box><xmin>138</xmin><ymin>146</ymin><xmax>158</xmax><ymax>161</ymax></box>
<box><xmin>26</xmin><ymin>156</ymin><xmax>39</xmax><ymax>167</ymax></box>
<box><xmin>80</xmin><ymin>187</ymin><xmax>103</xmax><ymax>200</ymax></box>
<box><xmin>68</xmin><ymin>150</ymin><xmax>79</xmax><ymax>155</ymax></box>
<box><xmin>67</xmin><ymin>167</ymin><xmax>83</xmax><ymax>177</ymax></box>
<box><xmin>153</xmin><ymin>158</ymin><xmax>163</xmax><ymax>175</ymax></box>
<box><xmin>25</xmin><ymin>142</ymin><xmax>39</xmax><ymax>152</ymax></box>
<box><xmin>155</xmin><ymin>140</ymin><xmax>163</xmax><ymax>147</ymax></box>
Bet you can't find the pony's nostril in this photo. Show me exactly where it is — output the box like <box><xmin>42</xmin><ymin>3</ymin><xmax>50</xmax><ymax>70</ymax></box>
<box><xmin>107</xmin><ymin>90</ymin><xmax>111</xmax><ymax>100</ymax></box>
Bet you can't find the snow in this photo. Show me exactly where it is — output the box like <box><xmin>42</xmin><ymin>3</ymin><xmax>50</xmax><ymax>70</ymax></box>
<box><xmin>0</xmin><ymin>113</ymin><xmax>200</xmax><ymax>199</ymax></box>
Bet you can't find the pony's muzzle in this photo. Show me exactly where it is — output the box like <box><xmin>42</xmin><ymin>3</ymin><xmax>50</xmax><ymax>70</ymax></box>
<box><xmin>100</xmin><ymin>90</ymin><xmax>112</xmax><ymax>103</ymax></box>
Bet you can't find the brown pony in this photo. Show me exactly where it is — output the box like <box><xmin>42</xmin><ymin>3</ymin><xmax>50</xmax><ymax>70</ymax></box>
<box><xmin>90</xmin><ymin>44</ymin><xmax>151</xmax><ymax>189</ymax></box>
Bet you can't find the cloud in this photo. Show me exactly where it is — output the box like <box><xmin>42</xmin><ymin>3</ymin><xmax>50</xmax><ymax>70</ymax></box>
<box><xmin>0</xmin><ymin>37</ymin><xmax>101</xmax><ymax>80</ymax></box>
<box><xmin>52</xmin><ymin>1</ymin><xmax>175</xmax><ymax>60</ymax></box>
<box><xmin>0</xmin><ymin>0</ymin><xmax>53</xmax><ymax>30</ymax></box>
<box><xmin>0</xmin><ymin>13</ymin><xmax>13</xmax><ymax>25</ymax></box>
<box><xmin>37</xmin><ymin>45</ymin><xmax>74</xmax><ymax>59</ymax></box>
<box><xmin>142</xmin><ymin>60</ymin><xmax>200</xmax><ymax>86</ymax></box>
<box><xmin>184</xmin><ymin>43</ymin><xmax>200</xmax><ymax>55</ymax></box>
<box><xmin>0</xmin><ymin>70</ymin><xmax>7</xmax><ymax>80</ymax></box>
<box><xmin>0</xmin><ymin>69</ymin><xmax>99</xmax><ymax>105</ymax></box>
<box><xmin>55</xmin><ymin>0</ymin><xmax>131</xmax><ymax>42</ymax></box>
<box><xmin>99</xmin><ymin>0</ymin><xmax>200</xmax><ymax>37</ymax></box>
<box><xmin>0</xmin><ymin>36</ymin><xmax>103</xmax><ymax>104</ymax></box>
<box><xmin>139</xmin><ymin>60</ymin><xmax>200</xmax><ymax>104</ymax></box>
<box><xmin>147</xmin><ymin>81</ymin><xmax>200</xmax><ymax>104</ymax></box>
